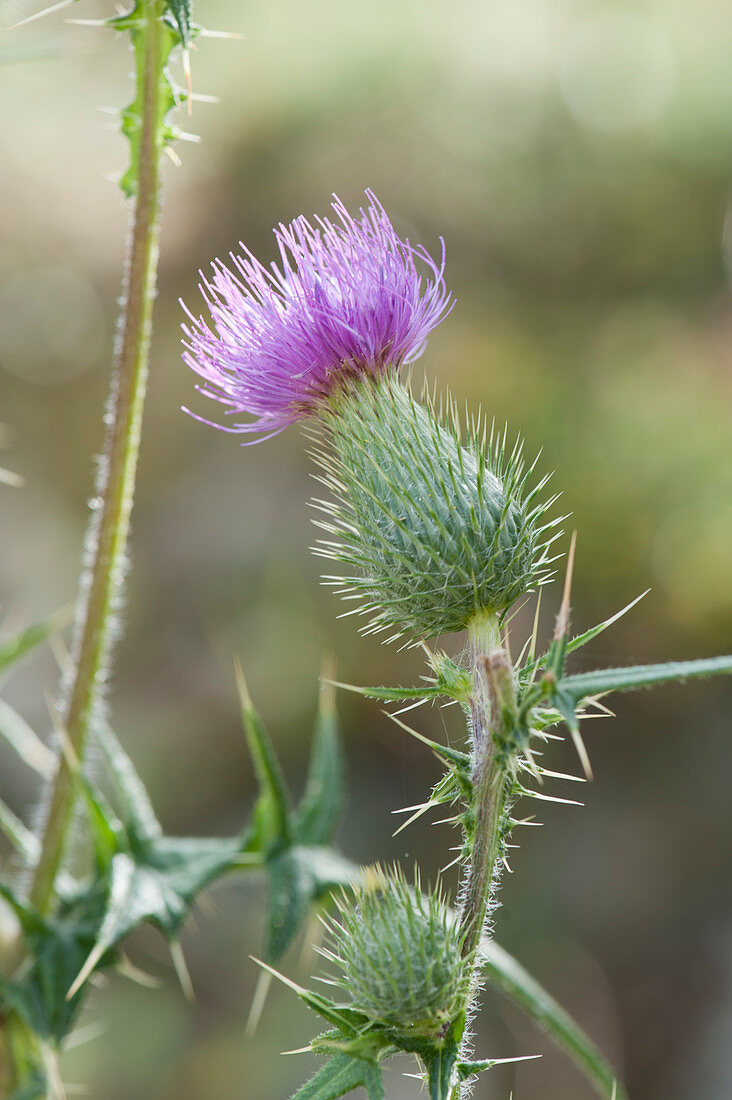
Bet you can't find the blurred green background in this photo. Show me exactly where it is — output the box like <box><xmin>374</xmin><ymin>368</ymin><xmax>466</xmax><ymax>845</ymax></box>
<box><xmin>1</xmin><ymin>0</ymin><xmax>731</xmax><ymax>1096</ymax></box>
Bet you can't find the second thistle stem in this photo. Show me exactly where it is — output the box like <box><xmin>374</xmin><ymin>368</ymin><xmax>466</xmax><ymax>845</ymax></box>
<box><xmin>29</xmin><ymin>0</ymin><xmax>168</xmax><ymax>915</ymax></box>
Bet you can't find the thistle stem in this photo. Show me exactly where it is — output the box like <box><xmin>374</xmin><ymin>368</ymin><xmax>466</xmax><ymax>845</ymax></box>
<box><xmin>458</xmin><ymin>744</ymin><xmax>509</xmax><ymax>962</ymax></box>
<box><xmin>451</xmin><ymin>614</ymin><xmax>515</xmax><ymax>1097</ymax></box>
<box><xmin>457</xmin><ymin>611</ymin><xmax>508</xmax><ymax>961</ymax></box>
<box><xmin>29</xmin><ymin>0</ymin><xmax>167</xmax><ymax>914</ymax></box>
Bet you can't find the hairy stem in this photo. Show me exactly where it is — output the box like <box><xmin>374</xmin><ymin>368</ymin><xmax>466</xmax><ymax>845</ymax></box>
<box><xmin>29</xmin><ymin>0</ymin><xmax>167</xmax><ymax>914</ymax></box>
<box><xmin>458</xmin><ymin>747</ymin><xmax>509</xmax><ymax>962</ymax></box>
<box><xmin>457</xmin><ymin>611</ymin><xmax>507</xmax><ymax>960</ymax></box>
<box><xmin>451</xmin><ymin>614</ymin><xmax>515</xmax><ymax>1098</ymax></box>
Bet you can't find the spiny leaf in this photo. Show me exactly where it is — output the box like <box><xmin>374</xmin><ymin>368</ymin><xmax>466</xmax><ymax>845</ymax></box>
<box><xmin>293</xmin><ymin>681</ymin><xmax>344</xmax><ymax>847</ymax></box>
<box><xmin>304</xmin><ymin>847</ymin><xmax>358</xmax><ymax>894</ymax></box>
<box><xmin>422</xmin><ymin>1023</ymin><xmax>462</xmax><ymax>1100</ymax></box>
<box><xmin>264</xmin><ymin>846</ymin><xmax>355</xmax><ymax>963</ymax></box>
<box><xmin>75</xmin><ymin>774</ymin><xmax>127</xmax><ymax>873</ymax></box>
<box><xmin>381</xmin><ymin>711</ymin><xmax>470</xmax><ymax>770</ymax></box>
<box><xmin>560</xmin><ymin>655</ymin><xmax>732</xmax><ymax>702</ymax></box>
<box><xmin>457</xmin><ymin>1054</ymin><xmax>541</xmax><ymax>1080</ymax></box>
<box><xmin>164</xmin><ymin>0</ymin><xmax>192</xmax><ymax>46</ymax></box>
<box><xmin>234</xmin><ymin>666</ymin><xmax>353</xmax><ymax>960</ymax></box>
<box><xmin>290</xmin><ymin>1053</ymin><xmax>384</xmax><ymax>1100</ymax></box>
<box><xmin>59</xmin><ymin>719</ymin><xmax>245</xmax><ymax>997</ymax></box>
<box><xmin>95</xmin><ymin>721</ymin><xmax>161</xmax><ymax>843</ymax></box>
<box><xmin>330</xmin><ymin>650</ymin><xmax>471</xmax><ymax>706</ymax></box>
<box><xmin>141</xmin><ymin>835</ymin><xmax>245</xmax><ymax>919</ymax></box>
<box><xmin>328</xmin><ymin>680</ymin><xmax>436</xmax><ymax>704</ymax></box>
<box><xmin>254</xmin><ymin>959</ymin><xmax>375</xmax><ymax>1035</ymax></box>
<box><xmin>310</xmin><ymin>1028</ymin><xmax>394</xmax><ymax>1062</ymax></box>
<box><xmin>49</xmin><ymin>720</ymin><xmax>126</xmax><ymax>872</ymax></box>
<box><xmin>69</xmin><ymin>834</ymin><xmax>244</xmax><ymax>998</ymax></box>
<box><xmin>110</xmin><ymin>2</ymin><xmax>180</xmax><ymax>199</ymax></box>
<box><xmin>0</xmin><ymin>885</ymin><xmax>44</xmax><ymax>937</ymax></box>
<box><xmin>0</xmin><ymin>881</ymin><xmax>113</xmax><ymax>1042</ymax></box>
<box><xmin>393</xmin><ymin>761</ymin><xmax>472</xmax><ymax>841</ymax></box>
<box><xmin>480</xmin><ymin>938</ymin><xmax>626</xmax><ymax>1099</ymax></box>
<box><xmin>427</xmin><ymin>650</ymin><xmax>472</xmax><ymax>703</ymax></box>
<box><xmin>265</xmin><ymin>848</ymin><xmax>316</xmax><ymax>963</ymax></box>
<box><xmin>236</xmin><ymin>660</ymin><xmax>292</xmax><ymax>850</ymax></box>
<box><xmin>565</xmin><ymin>591</ymin><xmax>649</xmax><ymax>656</ymax></box>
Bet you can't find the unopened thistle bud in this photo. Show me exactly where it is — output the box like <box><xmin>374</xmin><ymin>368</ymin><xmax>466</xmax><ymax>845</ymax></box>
<box><xmin>321</xmin><ymin>869</ymin><xmax>469</xmax><ymax>1039</ymax></box>
<box><xmin>312</xmin><ymin>376</ymin><xmax>557</xmax><ymax>640</ymax></box>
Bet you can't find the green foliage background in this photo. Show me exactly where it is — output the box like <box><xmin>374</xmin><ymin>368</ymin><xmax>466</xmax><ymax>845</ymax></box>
<box><xmin>1</xmin><ymin>1</ymin><xmax>731</xmax><ymax>1097</ymax></box>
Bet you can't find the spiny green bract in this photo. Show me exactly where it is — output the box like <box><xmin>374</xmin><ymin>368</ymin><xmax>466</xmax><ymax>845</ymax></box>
<box><xmin>311</xmin><ymin>376</ymin><xmax>559</xmax><ymax>642</ymax></box>
<box><xmin>320</xmin><ymin>869</ymin><xmax>469</xmax><ymax>1039</ymax></box>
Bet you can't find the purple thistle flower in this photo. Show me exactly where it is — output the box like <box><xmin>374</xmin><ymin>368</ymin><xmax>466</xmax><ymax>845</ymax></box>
<box><xmin>181</xmin><ymin>191</ymin><xmax>452</xmax><ymax>441</ymax></box>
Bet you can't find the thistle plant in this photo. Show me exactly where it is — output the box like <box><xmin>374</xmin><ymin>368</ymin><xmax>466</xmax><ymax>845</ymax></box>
<box><xmin>183</xmin><ymin>192</ymin><xmax>732</xmax><ymax>1099</ymax></box>
<box><xmin>2</xmin><ymin>3</ymin><xmax>731</xmax><ymax>1097</ymax></box>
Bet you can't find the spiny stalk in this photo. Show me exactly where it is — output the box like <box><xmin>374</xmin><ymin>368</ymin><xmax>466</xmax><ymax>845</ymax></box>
<box><xmin>30</xmin><ymin>0</ymin><xmax>172</xmax><ymax>915</ymax></box>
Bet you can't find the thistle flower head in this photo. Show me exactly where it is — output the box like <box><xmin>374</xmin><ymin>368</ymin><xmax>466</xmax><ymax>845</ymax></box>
<box><xmin>181</xmin><ymin>192</ymin><xmax>451</xmax><ymax>441</ymax></box>
<box><xmin>321</xmin><ymin>868</ymin><xmax>469</xmax><ymax>1039</ymax></box>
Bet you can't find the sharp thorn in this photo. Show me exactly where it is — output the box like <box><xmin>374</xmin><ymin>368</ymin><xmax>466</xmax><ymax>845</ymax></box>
<box><xmin>182</xmin><ymin>48</ymin><xmax>193</xmax><ymax>115</ymax></box>
<box><xmin>198</xmin><ymin>27</ymin><xmax>246</xmax><ymax>39</ymax></box>
<box><xmin>9</xmin><ymin>0</ymin><xmax>73</xmax><ymax>29</ymax></box>
<box><xmin>170</xmin><ymin>939</ymin><xmax>195</xmax><ymax>1003</ymax></box>
<box><xmin>233</xmin><ymin>656</ymin><xmax>252</xmax><ymax>710</ymax></box>
<box><xmin>570</xmin><ymin>727</ymin><xmax>594</xmax><ymax>781</ymax></box>
<box><xmin>244</xmin><ymin>968</ymin><xmax>272</xmax><ymax>1039</ymax></box>
<box><xmin>554</xmin><ymin>530</ymin><xmax>577</xmax><ymax>642</ymax></box>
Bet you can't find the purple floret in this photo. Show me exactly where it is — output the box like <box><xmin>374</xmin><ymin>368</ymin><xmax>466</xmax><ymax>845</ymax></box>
<box><xmin>181</xmin><ymin>191</ymin><xmax>452</xmax><ymax>441</ymax></box>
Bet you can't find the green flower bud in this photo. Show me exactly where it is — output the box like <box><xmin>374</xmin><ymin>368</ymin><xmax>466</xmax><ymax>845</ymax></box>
<box><xmin>312</xmin><ymin>376</ymin><xmax>559</xmax><ymax>642</ymax></box>
<box><xmin>321</xmin><ymin>869</ymin><xmax>469</xmax><ymax>1039</ymax></box>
